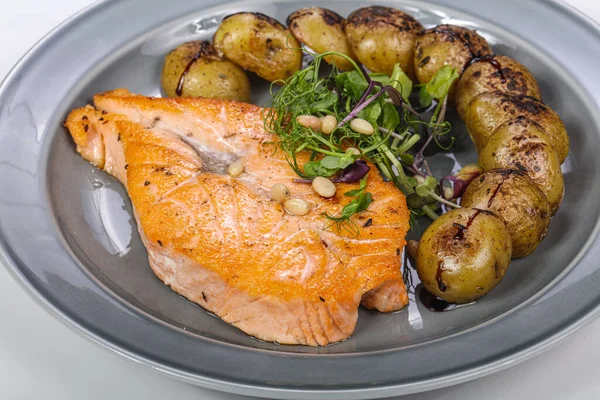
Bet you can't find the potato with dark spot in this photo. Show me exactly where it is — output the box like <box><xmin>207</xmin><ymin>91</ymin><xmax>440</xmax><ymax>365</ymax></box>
<box><xmin>479</xmin><ymin>117</ymin><xmax>564</xmax><ymax>214</ymax></box>
<box><xmin>416</xmin><ymin>207</ymin><xmax>512</xmax><ymax>304</ymax></box>
<box><xmin>461</xmin><ymin>169</ymin><xmax>551</xmax><ymax>258</ymax></box>
<box><xmin>161</xmin><ymin>41</ymin><xmax>251</xmax><ymax>101</ymax></box>
<box><xmin>345</xmin><ymin>6</ymin><xmax>424</xmax><ymax>79</ymax></box>
<box><xmin>213</xmin><ymin>12</ymin><xmax>302</xmax><ymax>82</ymax></box>
<box><xmin>464</xmin><ymin>91</ymin><xmax>569</xmax><ymax>162</ymax></box>
<box><xmin>456</xmin><ymin>55</ymin><xmax>541</xmax><ymax>120</ymax></box>
<box><xmin>287</xmin><ymin>7</ymin><xmax>357</xmax><ymax>71</ymax></box>
<box><xmin>414</xmin><ymin>25</ymin><xmax>492</xmax><ymax>94</ymax></box>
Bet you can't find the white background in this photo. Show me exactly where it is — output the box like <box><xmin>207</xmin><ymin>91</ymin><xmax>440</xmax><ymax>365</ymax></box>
<box><xmin>1</xmin><ymin>1</ymin><xmax>599</xmax><ymax>399</ymax></box>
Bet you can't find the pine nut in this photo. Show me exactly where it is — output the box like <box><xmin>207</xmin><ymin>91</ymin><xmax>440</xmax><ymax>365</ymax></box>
<box><xmin>320</xmin><ymin>115</ymin><xmax>337</xmax><ymax>135</ymax></box>
<box><xmin>349</xmin><ymin>118</ymin><xmax>374</xmax><ymax>135</ymax></box>
<box><xmin>296</xmin><ymin>115</ymin><xmax>321</xmax><ymax>131</ymax></box>
<box><xmin>271</xmin><ymin>183</ymin><xmax>291</xmax><ymax>202</ymax></box>
<box><xmin>346</xmin><ymin>147</ymin><xmax>361</xmax><ymax>155</ymax></box>
<box><xmin>227</xmin><ymin>160</ymin><xmax>244</xmax><ymax>177</ymax></box>
<box><xmin>312</xmin><ymin>176</ymin><xmax>336</xmax><ymax>198</ymax></box>
<box><xmin>284</xmin><ymin>198</ymin><xmax>310</xmax><ymax>216</ymax></box>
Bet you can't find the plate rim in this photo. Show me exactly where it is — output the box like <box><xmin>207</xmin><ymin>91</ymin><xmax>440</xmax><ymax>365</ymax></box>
<box><xmin>2</xmin><ymin>0</ymin><xmax>600</xmax><ymax>398</ymax></box>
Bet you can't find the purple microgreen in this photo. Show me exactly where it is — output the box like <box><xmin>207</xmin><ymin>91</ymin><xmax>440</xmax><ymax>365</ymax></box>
<box><xmin>355</xmin><ymin>80</ymin><xmax>375</xmax><ymax>108</ymax></box>
<box><xmin>382</xmin><ymin>87</ymin><xmax>423</xmax><ymax>120</ymax></box>
<box><xmin>439</xmin><ymin>165</ymin><xmax>482</xmax><ymax>199</ymax></box>
<box><xmin>293</xmin><ymin>160</ymin><xmax>371</xmax><ymax>184</ymax></box>
<box><xmin>412</xmin><ymin>96</ymin><xmax>449</xmax><ymax>169</ymax></box>
<box><xmin>338</xmin><ymin>90</ymin><xmax>384</xmax><ymax>127</ymax></box>
<box><xmin>434</xmin><ymin>96</ymin><xmax>448</xmax><ymax>133</ymax></box>
<box><xmin>357</xmin><ymin>63</ymin><xmax>373</xmax><ymax>84</ymax></box>
<box><xmin>382</xmin><ymin>85</ymin><xmax>405</xmax><ymax>106</ymax></box>
<box><xmin>331</xmin><ymin>160</ymin><xmax>370</xmax><ymax>183</ymax></box>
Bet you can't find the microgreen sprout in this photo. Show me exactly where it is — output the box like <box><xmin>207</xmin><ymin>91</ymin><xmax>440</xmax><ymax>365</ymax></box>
<box><xmin>324</xmin><ymin>175</ymin><xmax>373</xmax><ymax>236</ymax></box>
<box><xmin>265</xmin><ymin>50</ymin><xmax>463</xmax><ymax>231</ymax></box>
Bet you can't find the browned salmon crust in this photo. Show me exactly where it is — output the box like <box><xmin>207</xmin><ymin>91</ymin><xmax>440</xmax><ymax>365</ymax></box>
<box><xmin>65</xmin><ymin>89</ymin><xmax>410</xmax><ymax>345</ymax></box>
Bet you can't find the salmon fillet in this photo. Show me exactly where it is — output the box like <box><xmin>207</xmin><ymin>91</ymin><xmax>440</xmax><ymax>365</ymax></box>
<box><xmin>65</xmin><ymin>89</ymin><xmax>410</xmax><ymax>346</ymax></box>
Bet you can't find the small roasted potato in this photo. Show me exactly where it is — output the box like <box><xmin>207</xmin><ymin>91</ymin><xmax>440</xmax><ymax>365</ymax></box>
<box><xmin>461</xmin><ymin>169</ymin><xmax>551</xmax><ymax>258</ymax></box>
<box><xmin>414</xmin><ymin>25</ymin><xmax>492</xmax><ymax>94</ymax></box>
<box><xmin>161</xmin><ymin>41</ymin><xmax>251</xmax><ymax>101</ymax></box>
<box><xmin>479</xmin><ymin>117</ymin><xmax>564</xmax><ymax>214</ymax></box>
<box><xmin>456</xmin><ymin>55</ymin><xmax>541</xmax><ymax>120</ymax></box>
<box><xmin>416</xmin><ymin>207</ymin><xmax>512</xmax><ymax>304</ymax></box>
<box><xmin>465</xmin><ymin>91</ymin><xmax>569</xmax><ymax>162</ymax></box>
<box><xmin>287</xmin><ymin>7</ymin><xmax>357</xmax><ymax>71</ymax></box>
<box><xmin>213</xmin><ymin>12</ymin><xmax>302</xmax><ymax>82</ymax></box>
<box><xmin>345</xmin><ymin>6</ymin><xmax>424</xmax><ymax>78</ymax></box>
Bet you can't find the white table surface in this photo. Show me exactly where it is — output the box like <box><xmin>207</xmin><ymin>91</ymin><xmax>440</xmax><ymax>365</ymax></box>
<box><xmin>1</xmin><ymin>1</ymin><xmax>599</xmax><ymax>399</ymax></box>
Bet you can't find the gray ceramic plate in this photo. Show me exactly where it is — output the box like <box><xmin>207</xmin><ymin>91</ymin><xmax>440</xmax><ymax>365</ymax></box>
<box><xmin>1</xmin><ymin>0</ymin><xmax>600</xmax><ymax>398</ymax></box>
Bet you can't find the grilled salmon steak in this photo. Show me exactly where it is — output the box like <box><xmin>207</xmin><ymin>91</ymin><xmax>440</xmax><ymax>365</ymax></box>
<box><xmin>65</xmin><ymin>89</ymin><xmax>410</xmax><ymax>346</ymax></box>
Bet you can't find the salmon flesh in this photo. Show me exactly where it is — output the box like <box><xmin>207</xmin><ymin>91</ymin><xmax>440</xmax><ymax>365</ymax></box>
<box><xmin>65</xmin><ymin>89</ymin><xmax>410</xmax><ymax>346</ymax></box>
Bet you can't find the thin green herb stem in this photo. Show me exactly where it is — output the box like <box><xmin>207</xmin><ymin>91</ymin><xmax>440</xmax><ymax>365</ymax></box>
<box><xmin>421</xmin><ymin>205</ymin><xmax>439</xmax><ymax>220</ymax></box>
<box><xmin>309</xmin><ymin>132</ymin><xmax>340</xmax><ymax>151</ymax></box>
<box><xmin>381</xmin><ymin>156</ymin><xmax>402</xmax><ymax>189</ymax></box>
<box><xmin>381</xmin><ymin>143</ymin><xmax>413</xmax><ymax>194</ymax></box>
<box><xmin>295</xmin><ymin>142</ymin><xmax>309</xmax><ymax>153</ymax></box>
<box><xmin>379</xmin><ymin>126</ymin><xmax>405</xmax><ymax>140</ymax></box>
<box><xmin>427</xmin><ymin>190</ymin><xmax>461</xmax><ymax>209</ymax></box>
<box><xmin>431</xmin><ymin>97</ymin><xmax>444</xmax><ymax>125</ymax></box>
<box><xmin>377</xmin><ymin>161</ymin><xmax>393</xmax><ymax>181</ymax></box>
<box><xmin>305</xmin><ymin>145</ymin><xmax>345</xmax><ymax>157</ymax></box>
<box><xmin>361</xmin><ymin>131</ymin><xmax>391</xmax><ymax>154</ymax></box>
<box><xmin>396</xmin><ymin>134</ymin><xmax>421</xmax><ymax>154</ymax></box>
<box><xmin>338</xmin><ymin>90</ymin><xmax>384</xmax><ymax>127</ymax></box>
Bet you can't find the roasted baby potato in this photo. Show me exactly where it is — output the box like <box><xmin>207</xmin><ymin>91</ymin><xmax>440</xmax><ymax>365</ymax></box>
<box><xmin>287</xmin><ymin>7</ymin><xmax>357</xmax><ymax>71</ymax></box>
<box><xmin>456</xmin><ymin>55</ymin><xmax>541</xmax><ymax>120</ymax></box>
<box><xmin>461</xmin><ymin>169</ymin><xmax>551</xmax><ymax>258</ymax></box>
<box><xmin>416</xmin><ymin>207</ymin><xmax>512</xmax><ymax>304</ymax></box>
<box><xmin>345</xmin><ymin>6</ymin><xmax>424</xmax><ymax>78</ymax></box>
<box><xmin>161</xmin><ymin>41</ymin><xmax>251</xmax><ymax>101</ymax></box>
<box><xmin>414</xmin><ymin>25</ymin><xmax>492</xmax><ymax>93</ymax></box>
<box><xmin>465</xmin><ymin>91</ymin><xmax>569</xmax><ymax>162</ymax></box>
<box><xmin>479</xmin><ymin>117</ymin><xmax>564</xmax><ymax>214</ymax></box>
<box><xmin>213</xmin><ymin>12</ymin><xmax>302</xmax><ymax>82</ymax></box>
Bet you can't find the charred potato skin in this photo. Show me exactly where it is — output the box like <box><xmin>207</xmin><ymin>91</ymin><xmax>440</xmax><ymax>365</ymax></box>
<box><xmin>456</xmin><ymin>55</ymin><xmax>542</xmax><ymax>120</ymax></box>
<box><xmin>287</xmin><ymin>7</ymin><xmax>357</xmax><ymax>71</ymax></box>
<box><xmin>464</xmin><ymin>91</ymin><xmax>569</xmax><ymax>162</ymax></box>
<box><xmin>161</xmin><ymin>41</ymin><xmax>251</xmax><ymax>101</ymax></box>
<box><xmin>416</xmin><ymin>208</ymin><xmax>512</xmax><ymax>304</ymax></box>
<box><xmin>414</xmin><ymin>25</ymin><xmax>492</xmax><ymax>93</ymax></box>
<box><xmin>213</xmin><ymin>12</ymin><xmax>302</xmax><ymax>82</ymax></box>
<box><xmin>479</xmin><ymin>117</ymin><xmax>564</xmax><ymax>214</ymax></box>
<box><xmin>461</xmin><ymin>169</ymin><xmax>551</xmax><ymax>258</ymax></box>
<box><xmin>345</xmin><ymin>6</ymin><xmax>424</xmax><ymax>79</ymax></box>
